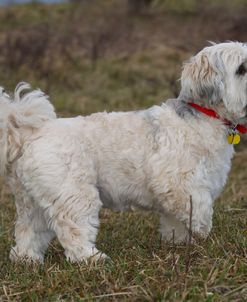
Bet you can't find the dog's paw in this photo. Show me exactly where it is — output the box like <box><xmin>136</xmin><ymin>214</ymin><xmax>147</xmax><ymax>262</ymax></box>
<box><xmin>162</xmin><ymin>233</ymin><xmax>189</xmax><ymax>245</ymax></box>
<box><xmin>65</xmin><ymin>248</ymin><xmax>109</xmax><ymax>264</ymax></box>
<box><xmin>190</xmin><ymin>221</ymin><xmax>211</xmax><ymax>239</ymax></box>
<box><xmin>9</xmin><ymin>246</ymin><xmax>44</xmax><ymax>264</ymax></box>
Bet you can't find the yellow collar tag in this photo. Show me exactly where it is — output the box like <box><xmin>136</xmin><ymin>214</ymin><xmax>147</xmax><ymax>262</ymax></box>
<box><xmin>227</xmin><ymin>133</ymin><xmax>240</xmax><ymax>145</ymax></box>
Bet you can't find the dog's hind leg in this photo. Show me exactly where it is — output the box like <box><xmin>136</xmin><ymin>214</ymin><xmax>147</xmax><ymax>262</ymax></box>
<box><xmin>10</xmin><ymin>194</ymin><xmax>55</xmax><ymax>263</ymax></box>
<box><xmin>45</xmin><ymin>184</ymin><xmax>105</xmax><ymax>263</ymax></box>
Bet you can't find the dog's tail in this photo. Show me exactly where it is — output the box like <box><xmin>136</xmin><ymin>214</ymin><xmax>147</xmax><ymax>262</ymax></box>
<box><xmin>0</xmin><ymin>82</ymin><xmax>56</xmax><ymax>176</ymax></box>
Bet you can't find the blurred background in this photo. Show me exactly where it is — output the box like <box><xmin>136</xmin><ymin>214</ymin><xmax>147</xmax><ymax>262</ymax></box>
<box><xmin>0</xmin><ymin>0</ymin><xmax>246</xmax><ymax>116</ymax></box>
<box><xmin>0</xmin><ymin>3</ymin><xmax>247</xmax><ymax>300</ymax></box>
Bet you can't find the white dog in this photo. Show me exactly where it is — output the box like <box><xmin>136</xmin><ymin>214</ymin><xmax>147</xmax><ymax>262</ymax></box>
<box><xmin>1</xmin><ymin>42</ymin><xmax>247</xmax><ymax>263</ymax></box>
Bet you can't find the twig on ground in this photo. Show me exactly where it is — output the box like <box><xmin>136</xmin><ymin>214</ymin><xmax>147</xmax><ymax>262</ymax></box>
<box><xmin>185</xmin><ymin>195</ymin><xmax>193</xmax><ymax>274</ymax></box>
<box><xmin>172</xmin><ymin>228</ymin><xmax>179</xmax><ymax>280</ymax></box>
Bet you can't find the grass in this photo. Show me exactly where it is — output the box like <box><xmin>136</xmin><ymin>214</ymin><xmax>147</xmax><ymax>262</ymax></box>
<box><xmin>0</xmin><ymin>158</ymin><xmax>246</xmax><ymax>301</ymax></box>
<box><xmin>0</xmin><ymin>1</ymin><xmax>247</xmax><ymax>301</ymax></box>
<box><xmin>0</xmin><ymin>0</ymin><xmax>246</xmax><ymax>116</ymax></box>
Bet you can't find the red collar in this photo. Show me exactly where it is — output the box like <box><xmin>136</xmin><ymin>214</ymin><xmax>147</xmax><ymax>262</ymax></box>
<box><xmin>188</xmin><ymin>102</ymin><xmax>247</xmax><ymax>134</ymax></box>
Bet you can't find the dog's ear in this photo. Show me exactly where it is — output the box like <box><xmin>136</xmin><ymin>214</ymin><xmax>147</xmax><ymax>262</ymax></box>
<box><xmin>179</xmin><ymin>52</ymin><xmax>224</xmax><ymax>104</ymax></box>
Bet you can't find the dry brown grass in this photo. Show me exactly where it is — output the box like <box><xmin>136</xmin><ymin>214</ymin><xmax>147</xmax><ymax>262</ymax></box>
<box><xmin>0</xmin><ymin>1</ymin><xmax>246</xmax><ymax>301</ymax></box>
<box><xmin>0</xmin><ymin>0</ymin><xmax>246</xmax><ymax>115</ymax></box>
<box><xmin>0</xmin><ymin>150</ymin><xmax>246</xmax><ymax>301</ymax></box>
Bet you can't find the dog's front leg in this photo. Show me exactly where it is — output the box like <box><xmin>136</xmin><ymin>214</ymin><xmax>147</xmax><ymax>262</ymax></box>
<box><xmin>188</xmin><ymin>190</ymin><xmax>213</xmax><ymax>238</ymax></box>
<box><xmin>160</xmin><ymin>190</ymin><xmax>213</xmax><ymax>243</ymax></box>
<box><xmin>160</xmin><ymin>213</ymin><xmax>189</xmax><ymax>244</ymax></box>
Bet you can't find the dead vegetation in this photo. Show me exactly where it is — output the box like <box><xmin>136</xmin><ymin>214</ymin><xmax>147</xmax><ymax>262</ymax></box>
<box><xmin>0</xmin><ymin>0</ymin><xmax>246</xmax><ymax>109</ymax></box>
<box><xmin>0</xmin><ymin>1</ymin><xmax>246</xmax><ymax>301</ymax></box>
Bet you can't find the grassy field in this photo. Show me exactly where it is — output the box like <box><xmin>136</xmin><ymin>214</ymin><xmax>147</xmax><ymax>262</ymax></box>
<box><xmin>0</xmin><ymin>1</ymin><xmax>247</xmax><ymax>301</ymax></box>
<box><xmin>1</xmin><ymin>156</ymin><xmax>247</xmax><ymax>301</ymax></box>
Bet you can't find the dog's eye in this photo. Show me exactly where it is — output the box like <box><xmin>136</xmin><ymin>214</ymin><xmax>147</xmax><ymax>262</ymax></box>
<box><xmin>236</xmin><ymin>63</ymin><xmax>247</xmax><ymax>76</ymax></box>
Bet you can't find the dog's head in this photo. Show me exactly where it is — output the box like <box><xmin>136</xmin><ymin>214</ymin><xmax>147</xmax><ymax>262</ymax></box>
<box><xmin>180</xmin><ymin>42</ymin><xmax>247</xmax><ymax>122</ymax></box>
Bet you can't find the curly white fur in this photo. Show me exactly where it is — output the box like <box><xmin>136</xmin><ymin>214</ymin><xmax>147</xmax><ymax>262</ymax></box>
<box><xmin>1</xmin><ymin>42</ymin><xmax>247</xmax><ymax>263</ymax></box>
